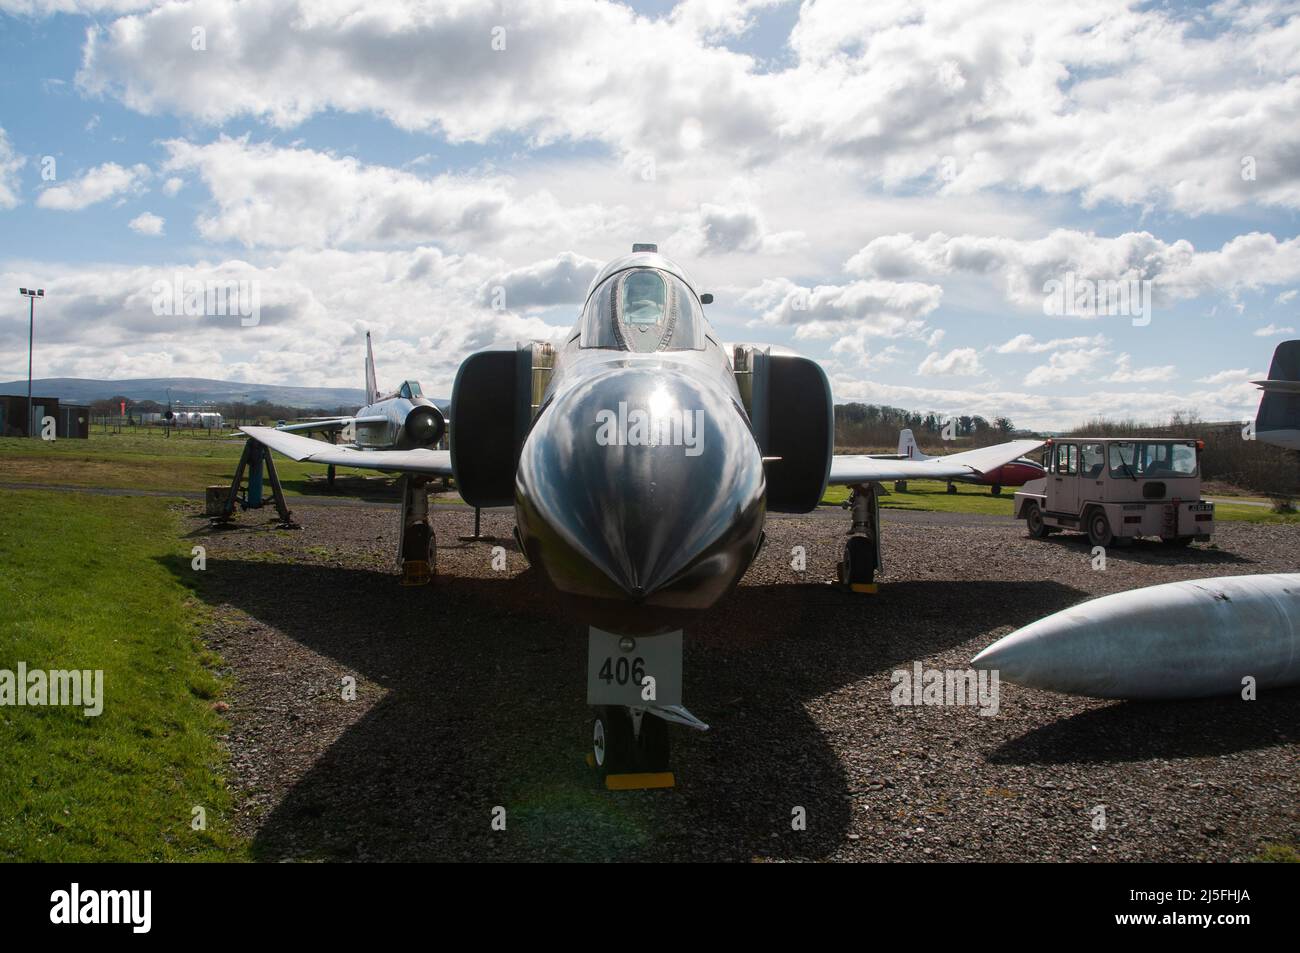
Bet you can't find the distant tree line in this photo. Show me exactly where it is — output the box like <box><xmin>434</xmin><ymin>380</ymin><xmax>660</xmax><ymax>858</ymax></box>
<box><xmin>87</xmin><ymin>396</ymin><xmax>347</xmax><ymax>425</ymax></box>
<box><xmin>834</xmin><ymin>403</ymin><xmax>1016</xmax><ymax>452</ymax></box>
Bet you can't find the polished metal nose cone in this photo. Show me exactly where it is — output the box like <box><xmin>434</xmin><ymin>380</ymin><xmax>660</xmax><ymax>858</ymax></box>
<box><xmin>515</xmin><ymin>366</ymin><xmax>765</xmax><ymax>610</ymax></box>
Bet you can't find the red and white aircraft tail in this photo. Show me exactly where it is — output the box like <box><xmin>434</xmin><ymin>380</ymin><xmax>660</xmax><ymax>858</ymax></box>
<box><xmin>897</xmin><ymin>428</ymin><xmax>934</xmax><ymax>461</ymax></box>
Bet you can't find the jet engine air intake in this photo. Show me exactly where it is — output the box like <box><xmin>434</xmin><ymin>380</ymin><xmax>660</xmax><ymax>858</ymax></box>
<box><xmin>733</xmin><ymin>344</ymin><xmax>834</xmax><ymax>512</ymax></box>
<box><xmin>402</xmin><ymin>404</ymin><xmax>445</xmax><ymax>448</ymax></box>
<box><xmin>451</xmin><ymin>341</ymin><xmax>548</xmax><ymax>507</ymax></box>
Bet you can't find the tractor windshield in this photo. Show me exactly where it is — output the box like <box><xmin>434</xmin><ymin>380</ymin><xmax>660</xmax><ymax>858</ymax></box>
<box><xmin>1108</xmin><ymin>441</ymin><xmax>1198</xmax><ymax>479</ymax></box>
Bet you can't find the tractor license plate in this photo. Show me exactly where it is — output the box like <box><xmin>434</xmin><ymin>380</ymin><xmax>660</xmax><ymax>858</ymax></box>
<box><xmin>587</xmin><ymin>628</ymin><xmax>682</xmax><ymax>708</ymax></box>
<box><xmin>1190</xmin><ymin>502</ymin><xmax>1213</xmax><ymax>512</ymax></box>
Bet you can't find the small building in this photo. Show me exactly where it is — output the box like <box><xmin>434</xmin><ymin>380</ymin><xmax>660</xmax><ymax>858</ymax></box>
<box><xmin>58</xmin><ymin>403</ymin><xmax>90</xmax><ymax>439</ymax></box>
<box><xmin>0</xmin><ymin>395</ymin><xmax>89</xmax><ymax>438</ymax></box>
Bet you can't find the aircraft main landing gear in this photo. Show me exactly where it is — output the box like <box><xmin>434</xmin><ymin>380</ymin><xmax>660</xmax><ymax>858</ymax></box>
<box><xmin>398</xmin><ymin>475</ymin><xmax>435</xmax><ymax>586</ymax></box>
<box><xmin>838</xmin><ymin>482</ymin><xmax>882</xmax><ymax>593</ymax></box>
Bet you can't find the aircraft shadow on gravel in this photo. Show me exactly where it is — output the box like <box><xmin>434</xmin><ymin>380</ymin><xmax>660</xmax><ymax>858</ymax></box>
<box><xmin>280</xmin><ymin>476</ymin><xmax>403</xmax><ymax>503</ymax></box>
<box><xmin>989</xmin><ymin>690</ymin><xmax>1300</xmax><ymax>765</ymax></box>
<box><xmin>162</xmin><ymin>548</ymin><xmax>1085</xmax><ymax>861</ymax></box>
<box><xmin>1033</xmin><ymin>533</ymin><xmax>1255</xmax><ymax>566</ymax></box>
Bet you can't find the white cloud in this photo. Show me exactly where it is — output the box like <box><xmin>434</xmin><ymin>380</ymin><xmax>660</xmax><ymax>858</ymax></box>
<box><xmin>36</xmin><ymin>161</ymin><xmax>149</xmax><ymax>210</ymax></box>
<box><xmin>128</xmin><ymin>211</ymin><xmax>164</xmax><ymax>235</ymax></box>
<box><xmin>1197</xmin><ymin>367</ymin><xmax>1258</xmax><ymax>385</ymax></box>
<box><xmin>918</xmin><ymin>347</ymin><xmax>982</xmax><ymax>377</ymax></box>
<box><xmin>71</xmin><ymin>1</ymin><xmax>1300</xmax><ymax>215</ymax></box>
<box><xmin>669</xmin><ymin>0</ymin><xmax>789</xmax><ymax>40</ymax></box>
<box><xmin>1275</xmin><ymin>289</ymin><xmax>1297</xmax><ymax>304</ymax></box>
<box><xmin>741</xmin><ymin>276</ymin><xmax>942</xmax><ymax>339</ymax></box>
<box><xmin>0</xmin><ymin>128</ymin><xmax>23</xmax><ymax>209</ymax></box>
<box><xmin>1254</xmin><ymin>323</ymin><xmax>1296</xmax><ymax>336</ymax></box>
<box><xmin>478</xmin><ymin>252</ymin><xmax>602</xmax><ymax>310</ymax></box>
<box><xmin>1023</xmin><ymin>346</ymin><xmax>1108</xmax><ymax>386</ymax></box>
<box><xmin>827</xmin><ymin>371</ymin><xmax>1264</xmax><ymax>432</ymax></box>
<box><xmin>1</xmin><ymin>1</ymin><xmax>158</xmax><ymax>12</ymax></box>
<box><xmin>0</xmin><ymin>246</ymin><xmax>572</xmax><ymax>393</ymax></box>
<box><xmin>78</xmin><ymin>0</ymin><xmax>771</xmax><ymax>168</ymax></box>
<box><xmin>848</xmin><ymin>229</ymin><xmax>1300</xmax><ymax>312</ymax></box>
<box><xmin>830</xmin><ymin>333</ymin><xmax>903</xmax><ymax>369</ymax></box>
<box><xmin>1103</xmin><ymin>352</ymin><xmax>1176</xmax><ymax>384</ymax></box>
<box><xmin>994</xmin><ymin>333</ymin><xmax>1105</xmax><ymax>354</ymax></box>
<box><xmin>160</xmin><ymin>136</ymin><xmax>606</xmax><ymax>251</ymax></box>
<box><xmin>676</xmin><ymin>201</ymin><xmax>805</xmax><ymax>257</ymax></box>
<box><xmin>161</xmin><ymin>176</ymin><xmax>183</xmax><ymax>197</ymax></box>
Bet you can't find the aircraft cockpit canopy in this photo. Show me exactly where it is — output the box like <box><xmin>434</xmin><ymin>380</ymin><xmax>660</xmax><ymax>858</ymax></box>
<box><xmin>398</xmin><ymin>380</ymin><xmax>424</xmax><ymax>399</ymax></box>
<box><xmin>578</xmin><ymin>267</ymin><xmax>707</xmax><ymax>352</ymax></box>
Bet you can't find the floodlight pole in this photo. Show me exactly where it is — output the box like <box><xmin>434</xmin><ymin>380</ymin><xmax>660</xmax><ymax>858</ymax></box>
<box><xmin>26</xmin><ymin>295</ymin><xmax>32</xmax><ymax>435</ymax></box>
<box><xmin>19</xmin><ymin>288</ymin><xmax>43</xmax><ymax>437</ymax></box>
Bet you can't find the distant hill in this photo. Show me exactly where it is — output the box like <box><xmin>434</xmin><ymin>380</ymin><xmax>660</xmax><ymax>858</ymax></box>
<box><xmin>0</xmin><ymin>377</ymin><xmax>365</xmax><ymax>409</ymax></box>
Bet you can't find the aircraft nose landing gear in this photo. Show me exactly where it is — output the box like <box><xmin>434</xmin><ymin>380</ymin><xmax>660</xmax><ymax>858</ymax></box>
<box><xmin>590</xmin><ymin>706</ymin><xmax>670</xmax><ymax>781</ymax></box>
<box><xmin>586</xmin><ymin>628</ymin><xmax>707</xmax><ymax>790</ymax></box>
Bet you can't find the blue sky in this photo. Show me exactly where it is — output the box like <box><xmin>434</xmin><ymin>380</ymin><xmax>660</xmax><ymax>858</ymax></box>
<box><xmin>1</xmin><ymin>0</ymin><xmax>1298</xmax><ymax>429</ymax></box>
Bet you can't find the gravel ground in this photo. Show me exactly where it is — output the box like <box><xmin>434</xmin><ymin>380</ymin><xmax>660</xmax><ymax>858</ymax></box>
<box><xmin>181</xmin><ymin>498</ymin><xmax>1299</xmax><ymax>862</ymax></box>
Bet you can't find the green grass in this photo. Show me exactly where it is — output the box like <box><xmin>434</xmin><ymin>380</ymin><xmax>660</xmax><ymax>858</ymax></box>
<box><xmin>1210</xmin><ymin>502</ymin><xmax>1300</xmax><ymax>523</ymax></box>
<box><xmin>0</xmin><ymin>430</ymin><xmax>383</xmax><ymax>495</ymax></box>
<box><xmin>819</xmin><ymin>480</ymin><xmax>1300</xmax><ymax>523</ymax></box>
<box><xmin>0</xmin><ymin>430</ymin><xmax>472</xmax><ymax>503</ymax></box>
<box><xmin>0</xmin><ymin>490</ymin><xmax>246</xmax><ymax>861</ymax></box>
<box><xmin>820</xmin><ymin>480</ymin><xmax>1020</xmax><ymax>516</ymax></box>
<box><xmin>1253</xmin><ymin>841</ymin><xmax>1300</xmax><ymax>862</ymax></box>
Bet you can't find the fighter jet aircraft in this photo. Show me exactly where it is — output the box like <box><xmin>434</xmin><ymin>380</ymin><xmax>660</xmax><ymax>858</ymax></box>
<box><xmin>275</xmin><ymin>331</ymin><xmax>449</xmax><ymax>450</ymax></box>
<box><xmin>240</xmin><ymin>244</ymin><xmax>1041</xmax><ymax>781</ymax></box>
<box><xmin>1253</xmin><ymin>339</ymin><xmax>1300</xmax><ymax>450</ymax></box>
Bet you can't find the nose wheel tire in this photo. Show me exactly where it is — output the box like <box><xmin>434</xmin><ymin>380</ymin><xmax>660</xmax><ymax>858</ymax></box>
<box><xmin>990</xmin><ymin>484</ymin><xmax>1002</xmax><ymax>496</ymax></box>
<box><xmin>636</xmin><ymin>714</ymin><xmax>670</xmax><ymax>773</ymax></box>
<box><xmin>591</xmin><ymin>706</ymin><xmax>671</xmax><ymax>778</ymax></box>
<box><xmin>946</xmin><ymin>483</ymin><xmax>957</xmax><ymax>494</ymax></box>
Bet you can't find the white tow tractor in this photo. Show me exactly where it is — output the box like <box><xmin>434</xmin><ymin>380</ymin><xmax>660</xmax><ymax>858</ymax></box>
<box><xmin>1015</xmin><ymin>437</ymin><xmax>1214</xmax><ymax>547</ymax></box>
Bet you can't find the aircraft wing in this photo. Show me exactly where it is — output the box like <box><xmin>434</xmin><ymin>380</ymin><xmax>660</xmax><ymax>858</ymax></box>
<box><xmin>275</xmin><ymin>414</ymin><xmax>388</xmax><ymax>434</ymax></box>
<box><xmin>829</xmin><ymin>439</ymin><xmax>1044</xmax><ymax>484</ymax></box>
<box><xmin>241</xmin><ymin>426</ymin><xmax>453</xmax><ymax>475</ymax></box>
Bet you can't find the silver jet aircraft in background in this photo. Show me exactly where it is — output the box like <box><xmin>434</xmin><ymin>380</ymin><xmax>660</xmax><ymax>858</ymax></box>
<box><xmin>277</xmin><ymin>331</ymin><xmax>449</xmax><ymax>452</ymax></box>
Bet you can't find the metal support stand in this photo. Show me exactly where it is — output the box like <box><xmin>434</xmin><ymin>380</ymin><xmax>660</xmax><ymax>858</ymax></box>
<box><xmin>326</xmin><ymin>464</ymin><xmax>336</xmax><ymax>491</ymax></box>
<box><xmin>457</xmin><ymin>506</ymin><xmax>496</xmax><ymax>542</ymax></box>
<box><xmin>214</xmin><ymin>438</ymin><xmax>297</xmax><ymax>528</ymax></box>
<box><xmin>248</xmin><ymin>450</ymin><xmax>264</xmax><ymax>508</ymax></box>
<box><xmin>398</xmin><ymin>475</ymin><xmax>435</xmax><ymax>586</ymax></box>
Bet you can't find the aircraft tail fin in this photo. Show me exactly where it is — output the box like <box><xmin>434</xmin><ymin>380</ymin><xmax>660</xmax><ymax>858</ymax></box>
<box><xmin>898</xmin><ymin>428</ymin><xmax>930</xmax><ymax>460</ymax></box>
<box><xmin>364</xmin><ymin>332</ymin><xmax>380</xmax><ymax>405</ymax></box>
<box><xmin>1254</xmin><ymin>340</ymin><xmax>1300</xmax><ymax>446</ymax></box>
